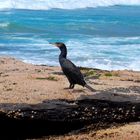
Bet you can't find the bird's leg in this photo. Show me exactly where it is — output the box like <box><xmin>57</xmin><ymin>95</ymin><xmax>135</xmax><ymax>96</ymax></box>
<box><xmin>71</xmin><ymin>84</ymin><xmax>75</xmax><ymax>89</ymax></box>
<box><xmin>69</xmin><ymin>83</ymin><xmax>75</xmax><ymax>89</ymax></box>
<box><xmin>69</xmin><ymin>83</ymin><xmax>73</xmax><ymax>89</ymax></box>
<box><xmin>68</xmin><ymin>84</ymin><xmax>75</xmax><ymax>94</ymax></box>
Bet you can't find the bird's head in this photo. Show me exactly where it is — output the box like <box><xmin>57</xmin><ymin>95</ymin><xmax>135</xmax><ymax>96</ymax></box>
<box><xmin>50</xmin><ymin>42</ymin><xmax>66</xmax><ymax>48</ymax></box>
<box><xmin>50</xmin><ymin>42</ymin><xmax>67</xmax><ymax>58</ymax></box>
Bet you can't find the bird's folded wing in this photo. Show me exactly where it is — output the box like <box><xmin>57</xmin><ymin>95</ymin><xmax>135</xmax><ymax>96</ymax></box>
<box><xmin>62</xmin><ymin>59</ymin><xmax>84</xmax><ymax>79</ymax></box>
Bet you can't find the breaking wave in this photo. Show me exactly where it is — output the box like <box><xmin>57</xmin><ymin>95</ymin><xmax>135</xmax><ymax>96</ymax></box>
<box><xmin>0</xmin><ymin>22</ymin><xmax>10</xmax><ymax>28</ymax></box>
<box><xmin>0</xmin><ymin>0</ymin><xmax>140</xmax><ymax>10</ymax></box>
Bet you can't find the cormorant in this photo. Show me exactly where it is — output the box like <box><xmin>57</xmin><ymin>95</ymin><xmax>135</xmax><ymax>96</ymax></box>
<box><xmin>50</xmin><ymin>42</ymin><xmax>95</xmax><ymax>92</ymax></box>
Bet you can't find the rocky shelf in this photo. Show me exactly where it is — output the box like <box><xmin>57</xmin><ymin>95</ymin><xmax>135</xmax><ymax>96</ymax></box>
<box><xmin>0</xmin><ymin>98</ymin><xmax>140</xmax><ymax>139</ymax></box>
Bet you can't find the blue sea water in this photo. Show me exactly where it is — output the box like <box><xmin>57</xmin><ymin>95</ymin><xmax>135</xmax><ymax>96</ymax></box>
<box><xmin>0</xmin><ymin>2</ymin><xmax>140</xmax><ymax>70</ymax></box>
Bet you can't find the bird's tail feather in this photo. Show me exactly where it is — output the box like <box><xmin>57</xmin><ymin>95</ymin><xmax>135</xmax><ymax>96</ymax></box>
<box><xmin>85</xmin><ymin>84</ymin><xmax>96</xmax><ymax>92</ymax></box>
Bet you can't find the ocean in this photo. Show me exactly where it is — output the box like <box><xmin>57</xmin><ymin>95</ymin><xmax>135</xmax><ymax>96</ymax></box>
<box><xmin>0</xmin><ymin>0</ymin><xmax>140</xmax><ymax>70</ymax></box>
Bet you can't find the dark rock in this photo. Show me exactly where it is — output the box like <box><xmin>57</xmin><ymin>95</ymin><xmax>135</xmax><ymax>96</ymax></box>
<box><xmin>0</xmin><ymin>99</ymin><xmax>139</xmax><ymax>139</ymax></box>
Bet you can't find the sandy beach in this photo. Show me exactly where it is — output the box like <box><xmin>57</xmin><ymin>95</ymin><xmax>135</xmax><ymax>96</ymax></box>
<box><xmin>0</xmin><ymin>57</ymin><xmax>140</xmax><ymax>139</ymax></box>
<box><xmin>0</xmin><ymin>57</ymin><xmax>140</xmax><ymax>104</ymax></box>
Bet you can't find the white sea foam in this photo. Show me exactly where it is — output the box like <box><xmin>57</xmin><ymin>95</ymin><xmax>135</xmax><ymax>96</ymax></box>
<box><xmin>0</xmin><ymin>36</ymin><xmax>140</xmax><ymax>71</ymax></box>
<box><xmin>0</xmin><ymin>22</ymin><xmax>10</xmax><ymax>28</ymax></box>
<box><xmin>65</xmin><ymin>38</ymin><xmax>140</xmax><ymax>71</ymax></box>
<box><xmin>0</xmin><ymin>0</ymin><xmax>140</xmax><ymax>10</ymax></box>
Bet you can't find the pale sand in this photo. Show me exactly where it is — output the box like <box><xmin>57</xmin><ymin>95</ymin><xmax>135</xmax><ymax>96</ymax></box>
<box><xmin>0</xmin><ymin>57</ymin><xmax>140</xmax><ymax>139</ymax></box>
<box><xmin>0</xmin><ymin>57</ymin><xmax>140</xmax><ymax>104</ymax></box>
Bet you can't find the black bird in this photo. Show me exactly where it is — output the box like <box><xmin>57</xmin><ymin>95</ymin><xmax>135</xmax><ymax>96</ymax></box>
<box><xmin>50</xmin><ymin>42</ymin><xmax>95</xmax><ymax>92</ymax></box>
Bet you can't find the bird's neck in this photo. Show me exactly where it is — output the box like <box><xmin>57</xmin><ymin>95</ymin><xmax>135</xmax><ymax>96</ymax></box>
<box><xmin>59</xmin><ymin>46</ymin><xmax>67</xmax><ymax>59</ymax></box>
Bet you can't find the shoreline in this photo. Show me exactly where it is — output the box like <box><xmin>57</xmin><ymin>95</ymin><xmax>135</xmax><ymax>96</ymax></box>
<box><xmin>0</xmin><ymin>56</ymin><xmax>140</xmax><ymax>139</ymax></box>
<box><xmin>1</xmin><ymin>56</ymin><xmax>140</xmax><ymax>72</ymax></box>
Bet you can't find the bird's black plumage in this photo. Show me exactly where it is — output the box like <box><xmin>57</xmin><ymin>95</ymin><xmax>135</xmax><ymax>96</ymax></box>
<box><xmin>57</xmin><ymin>43</ymin><xmax>86</xmax><ymax>89</ymax></box>
<box><xmin>52</xmin><ymin>42</ymin><xmax>95</xmax><ymax>91</ymax></box>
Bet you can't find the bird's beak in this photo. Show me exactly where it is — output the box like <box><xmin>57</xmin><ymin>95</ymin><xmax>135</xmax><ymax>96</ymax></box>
<box><xmin>49</xmin><ymin>43</ymin><xmax>57</xmax><ymax>47</ymax></box>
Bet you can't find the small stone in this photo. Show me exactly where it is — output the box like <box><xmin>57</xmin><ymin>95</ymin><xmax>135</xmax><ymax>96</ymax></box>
<box><xmin>31</xmin><ymin>115</ymin><xmax>34</xmax><ymax>118</ymax></box>
<box><xmin>92</xmin><ymin>107</ymin><xmax>95</xmax><ymax>109</ymax></box>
